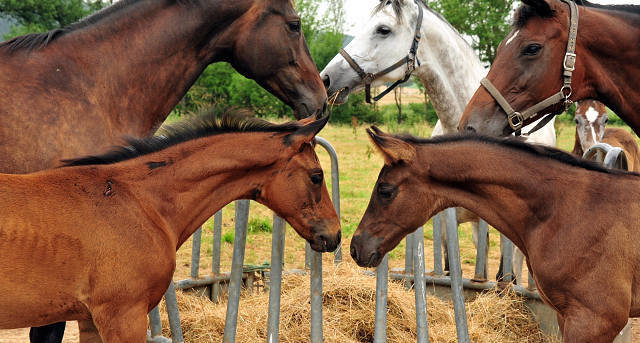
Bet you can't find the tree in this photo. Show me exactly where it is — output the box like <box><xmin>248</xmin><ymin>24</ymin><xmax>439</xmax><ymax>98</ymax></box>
<box><xmin>0</xmin><ymin>0</ymin><xmax>106</xmax><ymax>39</ymax></box>
<box><xmin>428</xmin><ymin>0</ymin><xmax>515</xmax><ymax>65</ymax></box>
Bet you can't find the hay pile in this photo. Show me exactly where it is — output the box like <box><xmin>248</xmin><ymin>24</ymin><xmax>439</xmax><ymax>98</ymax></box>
<box><xmin>158</xmin><ymin>264</ymin><xmax>559</xmax><ymax>342</ymax></box>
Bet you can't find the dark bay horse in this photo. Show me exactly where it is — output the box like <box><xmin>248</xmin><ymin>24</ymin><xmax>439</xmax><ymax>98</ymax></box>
<box><xmin>458</xmin><ymin>0</ymin><xmax>640</xmax><ymax>137</ymax></box>
<box><xmin>352</xmin><ymin>128</ymin><xmax>640</xmax><ymax>342</ymax></box>
<box><xmin>0</xmin><ymin>109</ymin><xmax>340</xmax><ymax>342</ymax></box>
<box><xmin>0</xmin><ymin>0</ymin><xmax>327</xmax><ymax>175</ymax></box>
<box><xmin>572</xmin><ymin>99</ymin><xmax>640</xmax><ymax>172</ymax></box>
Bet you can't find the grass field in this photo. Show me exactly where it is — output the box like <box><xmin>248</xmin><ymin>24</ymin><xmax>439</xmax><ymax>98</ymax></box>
<box><xmin>172</xmin><ymin>117</ymin><xmax>639</xmax><ymax>283</ymax></box>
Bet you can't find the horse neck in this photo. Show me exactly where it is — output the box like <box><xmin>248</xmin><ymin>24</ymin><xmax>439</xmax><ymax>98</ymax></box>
<box><xmin>417</xmin><ymin>141</ymin><xmax>591</xmax><ymax>251</ymax></box>
<box><xmin>49</xmin><ymin>0</ymin><xmax>252</xmax><ymax>134</ymax></box>
<box><xmin>413</xmin><ymin>9</ymin><xmax>486</xmax><ymax>134</ymax></box>
<box><xmin>109</xmin><ymin>133</ymin><xmax>285</xmax><ymax>249</ymax></box>
<box><xmin>575</xmin><ymin>7</ymin><xmax>640</xmax><ymax>132</ymax></box>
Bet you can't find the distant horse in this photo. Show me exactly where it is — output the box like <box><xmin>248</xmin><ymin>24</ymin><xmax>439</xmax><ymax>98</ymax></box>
<box><xmin>352</xmin><ymin>127</ymin><xmax>639</xmax><ymax>342</ymax></box>
<box><xmin>572</xmin><ymin>99</ymin><xmax>640</xmax><ymax>171</ymax></box>
<box><xmin>0</xmin><ymin>0</ymin><xmax>327</xmax><ymax>175</ymax></box>
<box><xmin>459</xmin><ymin>0</ymin><xmax>640</xmax><ymax>137</ymax></box>
<box><xmin>320</xmin><ymin>0</ymin><xmax>555</xmax><ymax>281</ymax></box>
<box><xmin>0</xmin><ymin>109</ymin><xmax>341</xmax><ymax>343</ymax></box>
<box><xmin>1</xmin><ymin>0</ymin><xmax>327</xmax><ymax>340</ymax></box>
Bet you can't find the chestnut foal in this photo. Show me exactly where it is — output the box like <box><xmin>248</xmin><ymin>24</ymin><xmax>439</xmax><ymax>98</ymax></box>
<box><xmin>352</xmin><ymin>127</ymin><xmax>639</xmax><ymax>342</ymax></box>
<box><xmin>0</xmin><ymin>109</ymin><xmax>340</xmax><ymax>343</ymax></box>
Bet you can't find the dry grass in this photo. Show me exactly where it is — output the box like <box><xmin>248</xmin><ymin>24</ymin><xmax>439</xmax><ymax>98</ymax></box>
<box><xmin>158</xmin><ymin>264</ymin><xmax>558</xmax><ymax>343</ymax></box>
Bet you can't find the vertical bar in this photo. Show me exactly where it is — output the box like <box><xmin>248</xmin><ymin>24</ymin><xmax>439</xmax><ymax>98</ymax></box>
<box><xmin>305</xmin><ymin>242</ymin><xmax>312</xmax><ymax>269</ymax></box>
<box><xmin>190</xmin><ymin>227</ymin><xmax>202</xmax><ymax>279</ymax></box>
<box><xmin>316</xmin><ymin>137</ymin><xmax>342</xmax><ymax>264</ymax></box>
<box><xmin>148</xmin><ymin>306</ymin><xmax>163</xmax><ymax>337</ymax></box>
<box><xmin>432</xmin><ymin>212</ymin><xmax>443</xmax><ymax>277</ymax></box>
<box><xmin>373</xmin><ymin>253</ymin><xmax>389</xmax><ymax>343</ymax></box>
<box><xmin>444</xmin><ymin>208</ymin><xmax>470</xmax><ymax>343</ymax></box>
<box><xmin>404</xmin><ymin>232</ymin><xmax>414</xmax><ymax>289</ymax></box>
<box><xmin>223</xmin><ymin>200</ymin><xmax>250</xmax><ymax>343</ymax></box>
<box><xmin>527</xmin><ymin>271</ymin><xmax>536</xmax><ymax>291</ymax></box>
<box><xmin>413</xmin><ymin>226</ymin><xmax>429</xmax><ymax>343</ymax></box>
<box><xmin>164</xmin><ymin>280</ymin><xmax>184</xmax><ymax>343</ymax></box>
<box><xmin>211</xmin><ymin>210</ymin><xmax>222</xmax><ymax>303</ymax></box>
<box><xmin>501</xmin><ymin>234</ymin><xmax>515</xmax><ymax>283</ymax></box>
<box><xmin>267</xmin><ymin>214</ymin><xmax>287</xmax><ymax>343</ymax></box>
<box><xmin>310</xmin><ymin>251</ymin><xmax>323</xmax><ymax>343</ymax></box>
<box><xmin>473</xmin><ymin>219</ymin><xmax>489</xmax><ymax>281</ymax></box>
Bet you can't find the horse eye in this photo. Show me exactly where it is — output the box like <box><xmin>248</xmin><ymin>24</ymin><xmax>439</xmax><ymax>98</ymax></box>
<box><xmin>604</xmin><ymin>116</ymin><xmax>609</xmax><ymax>124</ymax></box>
<box><xmin>379</xmin><ymin>188</ymin><xmax>393</xmax><ymax>199</ymax></box>
<box><xmin>288</xmin><ymin>21</ymin><xmax>300</xmax><ymax>33</ymax></box>
<box><xmin>574</xmin><ymin>118</ymin><xmax>579</xmax><ymax>124</ymax></box>
<box><xmin>376</xmin><ymin>26</ymin><xmax>391</xmax><ymax>36</ymax></box>
<box><xmin>523</xmin><ymin>44</ymin><xmax>542</xmax><ymax>56</ymax></box>
<box><xmin>310</xmin><ymin>174</ymin><xmax>323</xmax><ymax>185</ymax></box>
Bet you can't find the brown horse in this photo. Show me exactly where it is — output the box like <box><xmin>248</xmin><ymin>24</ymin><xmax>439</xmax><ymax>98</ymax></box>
<box><xmin>352</xmin><ymin>127</ymin><xmax>640</xmax><ymax>342</ymax></box>
<box><xmin>572</xmin><ymin>99</ymin><xmax>640</xmax><ymax>172</ymax></box>
<box><xmin>0</xmin><ymin>109</ymin><xmax>340</xmax><ymax>342</ymax></box>
<box><xmin>0</xmin><ymin>0</ymin><xmax>327</xmax><ymax>175</ymax></box>
<box><xmin>458</xmin><ymin>0</ymin><xmax>640</xmax><ymax>137</ymax></box>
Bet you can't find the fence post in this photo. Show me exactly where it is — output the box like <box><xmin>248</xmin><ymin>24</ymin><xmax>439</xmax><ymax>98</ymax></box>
<box><xmin>164</xmin><ymin>280</ymin><xmax>184</xmax><ymax>343</ymax></box>
<box><xmin>190</xmin><ymin>227</ymin><xmax>202</xmax><ymax>279</ymax></box>
<box><xmin>211</xmin><ymin>210</ymin><xmax>222</xmax><ymax>303</ymax></box>
<box><xmin>222</xmin><ymin>199</ymin><xmax>250</xmax><ymax>343</ymax></box>
<box><xmin>316</xmin><ymin>137</ymin><xmax>341</xmax><ymax>264</ymax></box>
<box><xmin>444</xmin><ymin>208</ymin><xmax>470</xmax><ymax>343</ymax></box>
<box><xmin>473</xmin><ymin>219</ymin><xmax>489</xmax><ymax>281</ymax></box>
<box><xmin>413</xmin><ymin>226</ymin><xmax>429</xmax><ymax>343</ymax></box>
<box><xmin>432</xmin><ymin>212</ymin><xmax>443</xmax><ymax>277</ymax></box>
<box><xmin>267</xmin><ymin>214</ymin><xmax>287</xmax><ymax>342</ymax></box>
<box><xmin>404</xmin><ymin>232</ymin><xmax>414</xmax><ymax>289</ymax></box>
<box><xmin>310</xmin><ymin>250</ymin><xmax>323</xmax><ymax>343</ymax></box>
<box><xmin>373</xmin><ymin>253</ymin><xmax>389</xmax><ymax>343</ymax></box>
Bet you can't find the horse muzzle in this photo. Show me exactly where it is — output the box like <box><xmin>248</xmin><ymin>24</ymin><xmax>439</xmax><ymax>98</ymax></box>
<box><xmin>350</xmin><ymin>230</ymin><xmax>385</xmax><ymax>268</ymax></box>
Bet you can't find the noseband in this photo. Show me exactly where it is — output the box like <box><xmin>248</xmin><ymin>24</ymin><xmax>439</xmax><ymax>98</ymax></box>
<box><xmin>339</xmin><ymin>0</ymin><xmax>423</xmax><ymax>104</ymax></box>
<box><xmin>480</xmin><ymin>0</ymin><xmax>578</xmax><ymax>136</ymax></box>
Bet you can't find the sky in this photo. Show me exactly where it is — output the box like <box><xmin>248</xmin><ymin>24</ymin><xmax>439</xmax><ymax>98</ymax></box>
<box><xmin>342</xmin><ymin>0</ymin><xmax>640</xmax><ymax>36</ymax></box>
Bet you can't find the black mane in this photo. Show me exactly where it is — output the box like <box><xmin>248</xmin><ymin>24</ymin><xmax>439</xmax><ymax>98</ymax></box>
<box><xmin>61</xmin><ymin>107</ymin><xmax>301</xmax><ymax>167</ymax></box>
<box><xmin>515</xmin><ymin>0</ymin><xmax>640</xmax><ymax>29</ymax></box>
<box><xmin>394</xmin><ymin>132</ymin><xmax>636</xmax><ymax>176</ymax></box>
<box><xmin>0</xmin><ymin>0</ymin><xmax>185</xmax><ymax>52</ymax></box>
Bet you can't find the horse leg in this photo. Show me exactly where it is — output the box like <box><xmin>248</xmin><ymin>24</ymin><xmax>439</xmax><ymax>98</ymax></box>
<box><xmin>560</xmin><ymin>311</ymin><xmax>626</xmax><ymax>343</ymax></box>
<box><xmin>89</xmin><ymin>303</ymin><xmax>149</xmax><ymax>343</ymax></box>
<box><xmin>29</xmin><ymin>322</ymin><xmax>66</xmax><ymax>343</ymax></box>
<box><xmin>78</xmin><ymin>320</ymin><xmax>103</xmax><ymax>343</ymax></box>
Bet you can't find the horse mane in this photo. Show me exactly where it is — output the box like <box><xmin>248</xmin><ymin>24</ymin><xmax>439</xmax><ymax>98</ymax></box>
<box><xmin>61</xmin><ymin>107</ymin><xmax>302</xmax><ymax>167</ymax></box>
<box><xmin>394</xmin><ymin>132</ymin><xmax>637</xmax><ymax>175</ymax></box>
<box><xmin>515</xmin><ymin>0</ymin><xmax>640</xmax><ymax>29</ymax></box>
<box><xmin>0</xmin><ymin>0</ymin><xmax>186</xmax><ymax>53</ymax></box>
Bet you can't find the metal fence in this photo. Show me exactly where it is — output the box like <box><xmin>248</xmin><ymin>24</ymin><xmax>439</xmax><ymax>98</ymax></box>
<box><xmin>146</xmin><ymin>136</ymin><xmax>340</xmax><ymax>343</ymax></box>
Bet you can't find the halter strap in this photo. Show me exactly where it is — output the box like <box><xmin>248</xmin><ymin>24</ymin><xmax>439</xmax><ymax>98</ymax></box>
<box><xmin>480</xmin><ymin>0</ymin><xmax>578</xmax><ymax>136</ymax></box>
<box><xmin>339</xmin><ymin>0</ymin><xmax>423</xmax><ymax>104</ymax></box>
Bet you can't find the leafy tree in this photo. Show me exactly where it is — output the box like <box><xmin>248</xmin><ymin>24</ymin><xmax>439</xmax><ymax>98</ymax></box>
<box><xmin>0</xmin><ymin>0</ymin><xmax>106</xmax><ymax>39</ymax></box>
<box><xmin>428</xmin><ymin>0</ymin><xmax>516</xmax><ymax>65</ymax></box>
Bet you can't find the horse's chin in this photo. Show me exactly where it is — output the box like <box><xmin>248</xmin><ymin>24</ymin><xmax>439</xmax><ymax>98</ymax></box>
<box><xmin>330</xmin><ymin>88</ymin><xmax>351</xmax><ymax>105</ymax></box>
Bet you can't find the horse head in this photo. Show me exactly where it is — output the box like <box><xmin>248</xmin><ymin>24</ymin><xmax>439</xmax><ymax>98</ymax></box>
<box><xmin>459</xmin><ymin>0</ymin><xmax>584</xmax><ymax>136</ymax></box>
<box><xmin>259</xmin><ymin>112</ymin><xmax>341</xmax><ymax>252</ymax></box>
<box><xmin>351</xmin><ymin>127</ymin><xmax>437</xmax><ymax>267</ymax></box>
<box><xmin>228</xmin><ymin>0</ymin><xmax>327</xmax><ymax>119</ymax></box>
<box><xmin>320</xmin><ymin>0</ymin><xmax>423</xmax><ymax>104</ymax></box>
<box><xmin>574</xmin><ymin>99</ymin><xmax>608</xmax><ymax>153</ymax></box>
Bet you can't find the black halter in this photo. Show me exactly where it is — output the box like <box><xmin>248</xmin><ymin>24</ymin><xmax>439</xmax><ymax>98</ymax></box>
<box><xmin>339</xmin><ymin>0</ymin><xmax>424</xmax><ymax>104</ymax></box>
<box><xmin>480</xmin><ymin>0</ymin><xmax>578</xmax><ymax>136</ymax></box>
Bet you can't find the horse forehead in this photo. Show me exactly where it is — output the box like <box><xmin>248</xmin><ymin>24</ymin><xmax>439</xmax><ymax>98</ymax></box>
<box><xmin>584</xmin><ymin>106</ymin><xmax>601</xmax><ymax>123</ymax></box>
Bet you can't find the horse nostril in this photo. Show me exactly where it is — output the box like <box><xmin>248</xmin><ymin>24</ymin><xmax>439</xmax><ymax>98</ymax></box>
<box><xmin>465</xmin><ymin>126</ymin><xmax>477</xmax><ymax>134</ymax></box>
<box><xmin>350</xmin><ymin>245</ymin><xmax>358</xmax><ymax>261</ymax></box>
<box><xmin>322</xmin><ymin>74</ymin><xmax>330</xmax><ymax>90</ymax></box>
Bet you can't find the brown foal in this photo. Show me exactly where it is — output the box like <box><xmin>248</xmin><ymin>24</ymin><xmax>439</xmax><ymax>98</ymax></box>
<box><xmin>352</xmin><ymin>127</ymin><xmax>639</xmax><ymax>342</ymax></box>
<box><xmin>0</xmin><ymin>109</ymin><xmax>340</xmax><ymax>343</ymax></box>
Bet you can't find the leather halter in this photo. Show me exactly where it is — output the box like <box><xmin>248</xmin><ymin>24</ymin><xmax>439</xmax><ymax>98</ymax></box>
<box><xmin>339</xmin><ymin>0</ymin><xmax>423</xmax><ymax>104</ymax></box>
<box><xmin>480</xmin><ymin>0</ymin><xmax>579</xmax><ymax>136</ymax></box>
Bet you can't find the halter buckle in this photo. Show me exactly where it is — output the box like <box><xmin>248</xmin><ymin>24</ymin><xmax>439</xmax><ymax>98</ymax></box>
<box><xmin>508</xmin><ymin>112</ymin><xmax>524</xmax><ymax>131</ymax></box>
<box><xmin>363</xmin><ymin>73</ymin><xmax>374</xmax><ymax>85</ymax></box>
<box><xmin>563</xmin><ymin>53</ymin><xmax>576</xmax><ymax>72</ymax></box>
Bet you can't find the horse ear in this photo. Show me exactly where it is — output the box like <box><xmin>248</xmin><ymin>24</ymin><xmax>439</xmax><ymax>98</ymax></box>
<box><xmin>287</xmin><ymin>109</ymin><xmax>331</xmax><ymax>149</ymax></box>
<box><xmin>521</xmin><ymin>0</ymin><xmax>553</xmax><ymax>12</ymax></box>
<box><xmin>366</xmin><ymin>126</ymin><xmax>416</xmax><ymax>165</ymax></box>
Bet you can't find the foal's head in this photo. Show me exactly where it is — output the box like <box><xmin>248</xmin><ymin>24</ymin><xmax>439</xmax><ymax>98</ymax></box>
<box><xmin>351</xmin><ymin>127</ymin><xmax>435</xmax><ymax>267</ymax></box>
<box><xmin>574</xmin><ymin>99</ymin><xmax>608</xmax><ymax>153</ymax></box>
